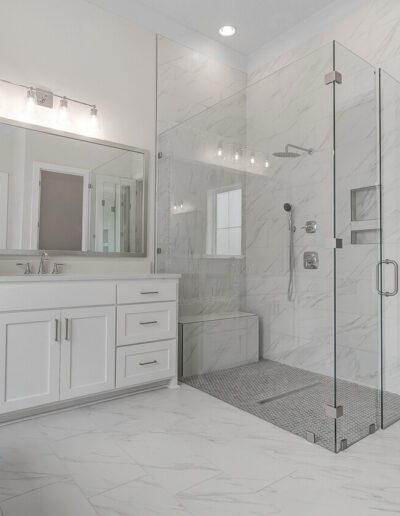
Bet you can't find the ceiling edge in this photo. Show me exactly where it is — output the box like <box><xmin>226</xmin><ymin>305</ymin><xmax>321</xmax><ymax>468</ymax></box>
<box><xmin>85</xmin><ymin>0</ymin><xmax>248</xmax><ymax>72</ymax></box>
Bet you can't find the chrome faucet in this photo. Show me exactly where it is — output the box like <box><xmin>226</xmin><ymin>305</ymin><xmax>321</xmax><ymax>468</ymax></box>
<box><xmin>38</xmin><ymin>251</ymin><xmax>48</xmax><ymax>274</ymax></box>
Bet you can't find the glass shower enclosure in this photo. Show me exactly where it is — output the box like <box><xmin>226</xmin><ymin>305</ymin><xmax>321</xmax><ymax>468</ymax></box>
<box><xmin>156</xmin><ymin>41</ymin><xmax>399</xmax><ymax>452</ymax></box>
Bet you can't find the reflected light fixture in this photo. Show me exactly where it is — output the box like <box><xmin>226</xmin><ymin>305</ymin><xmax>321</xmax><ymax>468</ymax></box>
<box><xmin>265</xmin><ymin>159</ymin><xmax>270</xmax><ymax>168</ymax></box>
<box><xmin>219</xmin><ymin>25</ymin><xmax>236</xmax><ymax>37</ymax></box>
<box><xmin>250</xmin><ymin>155</ymin><xmax>255</xmax><ymax>165</ymax></box>
<box><xmin>234</xmin><ymin>150</ymin><xmax>240</xmax><ymax>161</ymax></box>
<box><xmin>217</xmin><ymin>145</ymin><xmax>223</xmax><ymax>157</ymax></box>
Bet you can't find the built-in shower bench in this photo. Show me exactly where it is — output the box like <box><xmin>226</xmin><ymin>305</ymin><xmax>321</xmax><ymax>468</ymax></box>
<box><xmin>178</xmin><ymin>311</ymin><xmax>259</xmax><ymax>378</ymax></box>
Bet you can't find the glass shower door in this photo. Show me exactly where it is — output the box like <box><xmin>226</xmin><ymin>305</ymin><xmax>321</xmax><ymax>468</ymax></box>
<box><xmin>333</xmin><ymin>42</ymin><xmax>381</xmax><ymax>451</ymax></box>
<box><xmin>380</xmin><ymin>69</ymin><xmax>400</xmax><ymax>429</ymax></box>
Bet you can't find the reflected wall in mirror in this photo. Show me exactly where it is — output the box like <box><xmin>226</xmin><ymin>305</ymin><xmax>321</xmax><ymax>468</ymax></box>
<box><xmin>0</xmin><ymin>120</ymin><xmax>147</xmax><ymax>256</ymax></box>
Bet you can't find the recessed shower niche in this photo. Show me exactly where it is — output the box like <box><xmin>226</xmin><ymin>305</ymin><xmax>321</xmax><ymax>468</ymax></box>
<box><xmin>350</xmin><ymin>185</ymin><xmax>380</xmax><ymax>245</ymax></box>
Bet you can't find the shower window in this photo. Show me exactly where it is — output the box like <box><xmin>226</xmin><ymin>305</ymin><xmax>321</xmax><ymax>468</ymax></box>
<box><xmin>207</xmin><ymin>185</ymin><xmax>242</xmax><ymax>257</ymax></box>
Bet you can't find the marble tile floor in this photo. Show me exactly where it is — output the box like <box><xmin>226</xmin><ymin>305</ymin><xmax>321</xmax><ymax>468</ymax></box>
<box><xmin>0</xmin><ymin>384</ymin><xmax>400</xmax><ymax>515</ymax></box>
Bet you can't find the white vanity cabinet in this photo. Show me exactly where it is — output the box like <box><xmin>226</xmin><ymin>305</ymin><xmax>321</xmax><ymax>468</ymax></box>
<box><xmin>0</xmin><ymin>275</ymin><xmax>179</xmax><ymax>420</ymax></box>
<box><xmin>0</xmin><ymin>310</ymin><xmax>61</xmax><ymax>413</ymax></box>
<box><xmin>59</xmin><ymin>306</ymin><xmax>115</xmax><ymax>400</ymax></box>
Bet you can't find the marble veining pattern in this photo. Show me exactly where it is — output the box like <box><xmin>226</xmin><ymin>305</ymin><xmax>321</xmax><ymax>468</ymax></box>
<box><xmin>0</xmin><ymin>387</ymin><xmax>400</xmax><ymax>514</ymax></box>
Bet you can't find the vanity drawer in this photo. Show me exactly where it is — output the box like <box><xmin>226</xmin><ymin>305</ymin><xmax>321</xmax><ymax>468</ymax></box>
<box><xmin>117</xmin><ymin>302</ymin><xmax>176</xmax><ymax>346</ymax></box>
<box><xmin>0</xmin><ymin>282</ymin><xmax>115</xmax><ymax>312</ymax></box>
<box><xmin>116</xmin><ymin>340</ymin><xmax>176</xmax><ymax>388</ymax></box>
<box><xmin>117</xmin><ymin>280</ymin><xmax>177</xmax><ymax>304</ymax></box>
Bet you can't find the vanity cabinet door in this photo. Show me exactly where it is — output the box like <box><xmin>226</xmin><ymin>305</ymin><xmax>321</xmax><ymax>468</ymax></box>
<box><xmin>0</xmin><ymin>310</ymin><xmax>61</xmax><ymax>414</ymax></box>
<box><xmin>59</xmin><ymin>306</ymin><xmax>115</xmax><ymax>400</ymax></box>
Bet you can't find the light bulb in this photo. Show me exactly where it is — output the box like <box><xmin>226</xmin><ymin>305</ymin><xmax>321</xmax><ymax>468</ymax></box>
<box><xmin>234</xmin><ymin>151</ymin><xmax>240</xmax><ymax>161</ymax></box>
<box><xmin>26</xmin><ymin>88</ymin><xmax>35</xmax><ymax>110</ymax></box>
<box><xmin>59</xmin><ymin>97</ymin><xmax>68</xmax><ymax>120</ymax></box>
<box><xmin>250</xmin><ymin>156</ymin><xmax>255</xmax><ymax>165</ymax></box>
<box><xmin>180</xmin><ymin>202</ymin><xmax>183</xmax><ymax>209</ymax></box>
<box><xmin>89</xmin><ymin>105</ymin><xmax>98</xmax><ymax>129</ymax></box>
<box><xmin>265</xmin><ymin>160</ymin><xmax>269</xmax><ymax>168</ymax></box>
<box><xmin>217</xmin><ymin>145</ymin><xmax>223</xmax><ymax>157</ymax></box>
<box><xmin>173</xmin><ymin>204</ymin><xmax>177</xmax><ymax>211</ymax></box>
<box><xmin>90</xmin><ymin>105</ymin><xmax>98</xmax><ymax>119</ymax></box>
<box><xmin>219</xmin><ymin>25</ymin><xmax>236</xmax><ymax>37</ymax></box>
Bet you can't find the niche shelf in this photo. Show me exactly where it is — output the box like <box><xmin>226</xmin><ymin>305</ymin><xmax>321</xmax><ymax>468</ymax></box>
<box><xmin>350</xmin><ymin>185</ymin><xmax>380</xmax><ymax>245</ymax></box>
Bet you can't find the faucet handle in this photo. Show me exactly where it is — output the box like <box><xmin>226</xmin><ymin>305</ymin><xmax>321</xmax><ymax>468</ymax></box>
<box><xmin>17</xmin><ymin>262</ymin><xmax>33</xmax><ymax>275</ymax></box>
<box><xmin>52</xmin><ymin>263</ymin><xmax>65</xmax><ymax>274</ymax></box>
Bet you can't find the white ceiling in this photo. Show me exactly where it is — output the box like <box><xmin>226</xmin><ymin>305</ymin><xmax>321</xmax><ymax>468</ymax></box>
<box><xmin>87</xmin><ymin>0</ymin><xmax>361</xmax><ymax>70</ymax></box>
<box><xmin>135</xmin><ymin>0</ymin><xmax>339</xmax><ymax>55</ymax></box>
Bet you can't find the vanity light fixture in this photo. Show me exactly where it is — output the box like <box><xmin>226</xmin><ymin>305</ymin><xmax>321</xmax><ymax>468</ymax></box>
<box><xmin>0</xmin><ymin>77</ymin><xmax>99</xmax><ymax>124</ymax></box>
<box><xmin>219</xmin><ymin>25</ymin><xmax>236</xmax><ymax>37</ymax></box>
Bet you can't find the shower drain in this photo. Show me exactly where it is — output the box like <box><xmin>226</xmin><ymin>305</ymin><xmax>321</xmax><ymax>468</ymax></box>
<box><xmin>257</xmin><ymin>382</ymin><xmax>321</xmax><ymax>404</ymax></box>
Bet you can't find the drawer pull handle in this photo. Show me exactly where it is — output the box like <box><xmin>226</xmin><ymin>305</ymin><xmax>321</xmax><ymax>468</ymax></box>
<box><xmin>139</xmin><ymin>320</ymin><xmax>158</xmax><ymax>325</ymax></box>
<box><xmin>140</xmin><ymin>291</ymin><xmax>159</xmax><ymax>295</ymax></box>
<box><xmin>139</xmin><ymin>360</ymin><xmax>158</xmax><ymax>366</ymax></box>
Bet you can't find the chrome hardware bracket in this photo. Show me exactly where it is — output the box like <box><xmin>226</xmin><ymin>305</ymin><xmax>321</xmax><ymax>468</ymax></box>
<box><xmin>326</xmin><ymin>405</ymin><xmax>343</xmax><ymax>419</ymax></box>
<box><xmin>325</xmin><ymin>71</ymin><xmax>342</xmax><ymax>85</ymax></box>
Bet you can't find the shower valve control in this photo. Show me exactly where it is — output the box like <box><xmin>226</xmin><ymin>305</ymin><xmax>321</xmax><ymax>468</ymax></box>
<box><xmin>302</xmin><ymin>220</ymin><xmax>317</xmax><ymax>233</ymax></box>
<box><xmin>304</xmin><ymin>251</ymin><xmax>319</xmax><ymax>270</ymax></box>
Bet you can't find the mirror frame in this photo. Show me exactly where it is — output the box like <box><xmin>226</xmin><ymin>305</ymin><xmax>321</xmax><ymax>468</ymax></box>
<box><xmin>0</xmin><ymin>116</ymin><xmax>149</xmax><ymax>258</ymax></box>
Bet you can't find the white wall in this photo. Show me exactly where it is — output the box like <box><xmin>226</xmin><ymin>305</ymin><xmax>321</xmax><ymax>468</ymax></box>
<box><xmin>0</xmin><ymin>0</ymin><xmax>156</xmax><ymax>273</ymax></box>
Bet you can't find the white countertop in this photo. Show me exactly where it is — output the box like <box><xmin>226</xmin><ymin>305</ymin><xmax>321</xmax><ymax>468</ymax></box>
<box><xmin>0</xmin><ymin>273</ymin><xmax>181</xmax><ymax>283</ymax></box>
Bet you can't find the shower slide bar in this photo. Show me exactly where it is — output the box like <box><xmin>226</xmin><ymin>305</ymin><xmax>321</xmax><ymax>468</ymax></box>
<box><xmin>376</xmin><ymin>259</ymin><xmax>399</xmax><ymax>297</ymax></box>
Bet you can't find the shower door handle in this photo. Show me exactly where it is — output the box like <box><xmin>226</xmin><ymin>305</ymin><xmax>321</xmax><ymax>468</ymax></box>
<box><xmin>376</xmin><ymin>259</ymin><xmax>399</xmax><ymax>296</ymax></box>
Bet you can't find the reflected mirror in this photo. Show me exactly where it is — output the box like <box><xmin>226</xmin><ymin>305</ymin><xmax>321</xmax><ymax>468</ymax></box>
<box><xmin>0</xmin><ymin>120</ymin><xmax>147</xmax><ymax>255</ymax></box>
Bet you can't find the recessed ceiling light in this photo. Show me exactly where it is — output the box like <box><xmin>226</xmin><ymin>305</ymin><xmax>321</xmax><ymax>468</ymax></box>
<box><xmin>219</xmin><ymin>25</ymin><xmax>236</xmax><ymax>37</ymax></box>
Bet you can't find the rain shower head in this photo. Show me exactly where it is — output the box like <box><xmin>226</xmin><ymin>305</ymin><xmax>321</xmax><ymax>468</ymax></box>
<box><xmin>273</xmin><ymin>144</ymin><xmax>313</xmax><ymax>158</ymax></box>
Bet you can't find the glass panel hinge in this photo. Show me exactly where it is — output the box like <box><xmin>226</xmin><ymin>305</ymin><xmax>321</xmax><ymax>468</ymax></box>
<box><xmin>325</xmin><ymin>71</ymin><xmax>342</xmax><ymax>85</ymax></box>
<box><xmin>325</xmin><ymin>405</ymin><xmax>344</xmax><ymax>418</ymax></box>
<box><xmin>306</xmin><ymin>431</ymin><xmax>316</xmax><ymax>443</ymax></box>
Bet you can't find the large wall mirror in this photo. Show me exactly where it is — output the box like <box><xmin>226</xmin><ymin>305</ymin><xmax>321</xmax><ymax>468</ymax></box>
<box><xmin>0</xmin><ymin>119</ymin><xmax>148</xmax><ymax>256</ymax></box>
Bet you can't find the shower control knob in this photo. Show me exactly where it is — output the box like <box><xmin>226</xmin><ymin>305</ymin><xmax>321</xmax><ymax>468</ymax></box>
<box><xmin>302</xmin><ymin>221</ymin><xmax>317</xmax><ymax>233</ymax></box>
<box><xmin>304</xmin><ymin>251</ymin><xmax>319</xmax><ymax>269</ymax></box>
